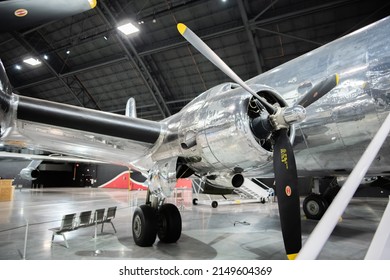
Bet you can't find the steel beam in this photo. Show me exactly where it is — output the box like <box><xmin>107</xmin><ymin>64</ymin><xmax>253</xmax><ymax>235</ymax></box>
<box><xmin>98</xmin><ymin>2</ymin><xmax>171</xmax><ymax>118</ymax></box>
<box><xmin>11</xmin><ymin>31</ymin><xmax>101</xmax><ymax>110</ymax></box>
<box><xmin>237</xmin><ymin>0</ymin><xmax>263</xmax><ymax>74</ymax></box>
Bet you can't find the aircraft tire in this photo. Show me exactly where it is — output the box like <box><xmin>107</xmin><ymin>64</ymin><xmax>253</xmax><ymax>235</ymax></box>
<box><xmin>303</xmin><ymin>193</ymin><xmax>328</xmax><ymax>220</ymax></box>
<box><xmin>211</xmin><ymin>201</ymin><xmax>218</xmax><ymax>208</ymax></box>
<box><xmin>157</xmin><ymin>203</ymin><xmax>182</xmax><ymax>243</ymax></box>
<box><xmin>132</xmin><ymin>205</ymin><xmax>157</xmax><ymax>246</ymax></box>
<box><xmin>193</xmin><ymin>198</ymin><xmax>198</xmax><ymax>205</ymax></box>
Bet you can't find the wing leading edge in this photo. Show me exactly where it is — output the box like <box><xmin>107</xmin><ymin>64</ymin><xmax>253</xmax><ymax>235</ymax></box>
<box><xmin>0</xmin><ymin>60</ymin><xmax>164</xmax><ymax>168</ymax></box>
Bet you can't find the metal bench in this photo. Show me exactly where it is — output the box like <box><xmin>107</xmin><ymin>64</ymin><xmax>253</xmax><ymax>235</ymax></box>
<box><xmin>49</xmin><ymin>213</ymin><xmax>76</xmax><ymax>248</ymax></box>
<box><xmin>49</xmin><ymin>207</ymin><xmax>117</xmax><ymax>248</ymax></box>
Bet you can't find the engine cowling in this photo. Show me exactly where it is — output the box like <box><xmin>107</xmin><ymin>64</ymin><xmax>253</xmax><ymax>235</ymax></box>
<box><xmin>177</xmin><ymin>84</ymin><xmax>292</xmax><ymax>177</ymax></box>
<box><xmin>20</xmin><ymin>167</ymin><xmax>40</xmax><ymax>180</ymax></box>
<box><xmin>153</xmin><ymin>83</ymin><xmax>294</xmax><ymax>180</ymax></box>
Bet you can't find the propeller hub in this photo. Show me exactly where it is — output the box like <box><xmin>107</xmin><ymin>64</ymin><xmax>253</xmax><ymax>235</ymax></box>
<box><xmin>270</xmin><ymin>105</ymin><xmax>306</xmax><ymax>130</ymax></box>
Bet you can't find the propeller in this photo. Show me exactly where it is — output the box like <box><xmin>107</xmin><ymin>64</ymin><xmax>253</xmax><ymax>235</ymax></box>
<box><xmin>178</xmin><ymin>23</ymin><xmax>339</xmax><ymax>259</ymax></box>
<box><xmin>177</xmin><ymin>23</ymin><xmax>276</xmax><ymax>114</ymax></box>
<box><xmin>297</xmin><ymin>74</ymin><xmax>339</xmax><ymax>108</ymax></box>
<box><xmin>0</xmin><ymin>0</ymin><xmax>97</xmax><ymax>32</ymax></box>
<box><xmin>273</xmin><ymin>128</ymin><xmax>300</xmax><ymax>259</ymax></box>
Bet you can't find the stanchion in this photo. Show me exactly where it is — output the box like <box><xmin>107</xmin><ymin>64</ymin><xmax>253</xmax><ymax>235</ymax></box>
<box><xmin>23</xmin><ymin>219</ymin><xmax>29</xmax><ymax>260</ymax></box>
<box><xmin>297</xmin><ymin>113</ymin><xmax>390</xmax><ymax>259</ymax></box>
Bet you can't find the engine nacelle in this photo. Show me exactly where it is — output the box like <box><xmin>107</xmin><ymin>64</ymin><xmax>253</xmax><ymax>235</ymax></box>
<box><xmin>153</xmin><ymin>83</ymin><xmax>293</xmax><ymax>178</ymax></box>
<box><xmin>20</xmin><ymin>167</ymin><xmax>40</xmax><ymax>180</ymax></box>
<box><xmin>178</xmin><ymin>84</ymin><xmax>290</xmax><ymax>176</ymax></box>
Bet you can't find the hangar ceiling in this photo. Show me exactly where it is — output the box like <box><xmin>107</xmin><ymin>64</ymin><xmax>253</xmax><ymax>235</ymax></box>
<box><xmin>0</xmin><ymin>0</ymin><xmax>389</xmax><ymax>121</ymax></box>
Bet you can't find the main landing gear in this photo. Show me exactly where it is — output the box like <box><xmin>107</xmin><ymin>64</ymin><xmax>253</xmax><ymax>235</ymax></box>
<box><xmin>302</xmin><ymin>193</ymin><xmax>329</xmax><ymax>220</ymax></box>
<box><xmin>302</xmin><ymin>177</ymin><xmax>340</xmax><ymax>220</ymax></box>
<box><xmin>132</xmin><ymin>203</ymin><xmax>182</xmax><ymax>247</ymax></box>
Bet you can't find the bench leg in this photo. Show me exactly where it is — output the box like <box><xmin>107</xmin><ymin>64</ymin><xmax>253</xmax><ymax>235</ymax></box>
<box><xmin>51</xmin><ymin>233</ymin><xmax>55</xmax><ymax>246</ymax></box>
<box><xmin>61</xmin><ymin>233</ymin><xmax>69</xmax><ymax>248</ymax></box>
<box><xmin>101</xmin><ymin>221</ymin><xmax>117</xmax><ymax>233</ymax></box>
<box><xmin>110</xmin><ymin>222</ymin><xmax>117</xmax><ymax>233</ymax></box>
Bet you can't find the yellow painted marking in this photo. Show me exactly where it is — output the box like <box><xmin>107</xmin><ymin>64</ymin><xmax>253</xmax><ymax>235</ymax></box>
<box><xmin>335</xmin><ymin>73</ymin><xmax>340</xmax><ymax>85</ymax></box>
<box><xmin>177</xmin><ymin>23</ymin><xmax>187</xmax><ymax>35</ymax></box>
<box><xmin>287</xmin><ymin>253</ymin><xmax>298</xmax><ymax>260</ymax></box>
<box><xmin>234</xmin><ymin>200</ymin><xmax>241</xmax><ymax>204</ymax></box>
<box><xmin>281</xmin><ymin>148</ymin><xmax>288</xmax><ymax>170</ymax></box>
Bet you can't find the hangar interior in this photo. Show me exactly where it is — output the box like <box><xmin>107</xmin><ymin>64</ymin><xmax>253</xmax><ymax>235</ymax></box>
<box><xmin>1</xmin><ymin>0</ymin><xmax>390</xmax><ymax>260</ymax></box>
<box><xmin>1</xmin><ymin>0</ymin><xmax>389</xmax><ymax>121</ymax></box>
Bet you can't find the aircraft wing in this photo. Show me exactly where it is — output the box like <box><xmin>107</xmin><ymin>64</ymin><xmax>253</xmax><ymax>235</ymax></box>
<box><xmin>0</xmin><ymin>151</ymin><xmax>104</xmax><ymax>164</ymax></box>
<box><xmin>0</xmin><ymin>60</ymin><xmax>164</xmax><ymax>170</ymax></box>
<box><xmin>0</xmin><ymin>0</ymin><xmax>97</xmax><ymax>32</ymax></box>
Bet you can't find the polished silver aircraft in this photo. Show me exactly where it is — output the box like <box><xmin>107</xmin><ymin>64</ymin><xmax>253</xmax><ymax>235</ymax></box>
<box><xmin>1</xmin><ymin>15</ymin><xmax>390</xmax><ymax>259</ymax></box>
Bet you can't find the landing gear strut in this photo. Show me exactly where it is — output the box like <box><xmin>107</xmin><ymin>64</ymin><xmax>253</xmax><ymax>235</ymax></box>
<box><xmin>132</xmin><ymin>203</ymin><xmax>182</xmax><ymax>246</ymax></box>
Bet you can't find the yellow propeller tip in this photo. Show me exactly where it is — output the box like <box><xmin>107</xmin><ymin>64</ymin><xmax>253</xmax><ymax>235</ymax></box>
<box><xmin>335</xmin><ymin>73</ymin><xmax>340</xmax><ymax>85</ymax></box>
<box><xmin>177</xmin><ymin>23</ymin><xmax>187</xmax><ymax>35</ymax></box>
<box><xmin>287</xmin><ymin>253</ymin><xmax>298</xmax><ymax>260</ymax></box>
<box><xmin>88</xmin><ymin>0</ymin><xmax>97</xmax><ymax>9</ymax></box>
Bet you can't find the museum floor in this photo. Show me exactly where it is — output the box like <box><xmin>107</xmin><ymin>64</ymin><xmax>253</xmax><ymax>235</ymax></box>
<box><xmin>0</xmin><ymin>187</ymin><xmax>388</xmax><ymax>260</ymax></box>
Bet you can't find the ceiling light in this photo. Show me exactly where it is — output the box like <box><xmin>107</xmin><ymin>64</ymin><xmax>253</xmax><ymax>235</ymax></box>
<box><xmin>117</xmin><ymin>22</ymin><xmax>139</xmax><ymax>35</ymax></box>
<box><xmin>23</xmin><ymin>58</ymin><xmax>41</xmax><ymax>66</ymax></box>
<box><xmin>43</xmin><ymin>54</ymin><xmax>49</xmax><ymax>60</ymax></box>
<box><xmin>66</xmin><ymin>50</ymin><xmax>71</xmax><ymax>55</ymax></box>
<box><xmin>15</xmin><ymin>64</ymin><xmax>22</xmax><ymax>70</ymax></box>
<box><xmin>104</xmin><ymin>36</ymin><xmax>108</xmax><ymax>40</ymax></box>
<box><xmin>152</xmin><ymin>10</ymin><xmax>157</xmax><ymax>24</ymax></box>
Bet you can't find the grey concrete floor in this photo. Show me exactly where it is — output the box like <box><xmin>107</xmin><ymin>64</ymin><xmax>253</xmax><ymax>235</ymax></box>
<box><xmin>0</xmin><ymin>187</ymin><xmax>388</xmax><ymax>260</ymax></box>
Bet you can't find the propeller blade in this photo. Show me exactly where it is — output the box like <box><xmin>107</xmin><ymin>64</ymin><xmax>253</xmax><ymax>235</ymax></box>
<box><xmin>0</xmin><ymin>0</ymin><xmax>97</xmax><ymax>32</ymax></box>
<box><xmin>177</xmin><ymin>23</ymin><xmax>275</xmax><ymax>114</ymax></box>
<box><xmin>273</xmin><ymin>128</ymin><xmax>302</xmax><ymax>260</ymax></box>
<box><xmin>297</xmin><ymin>74</ymin><xmax>339</xmax><ymax>108</ymax></box>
